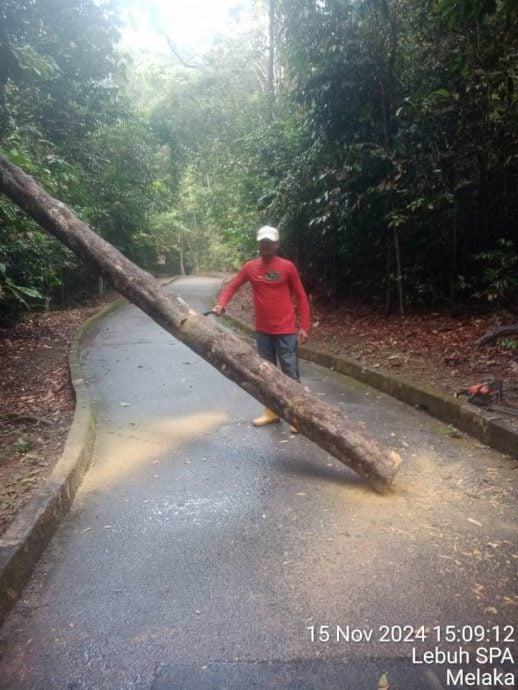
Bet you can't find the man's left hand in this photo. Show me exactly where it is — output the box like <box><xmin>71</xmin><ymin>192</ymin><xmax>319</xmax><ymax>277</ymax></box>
<box><xmin>297</xmin><ymin>329</ymin><xmax>308</xmax><ymax>345</ymax></box>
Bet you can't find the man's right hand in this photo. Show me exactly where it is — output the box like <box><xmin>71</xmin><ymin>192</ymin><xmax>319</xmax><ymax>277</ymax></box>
<box><xmin>212</xmin><ymin>304</ymin><xmax>226</xmax><ymax>316</ymax></box>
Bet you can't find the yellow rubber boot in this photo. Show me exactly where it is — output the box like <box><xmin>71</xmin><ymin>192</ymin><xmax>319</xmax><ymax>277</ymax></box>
<box><xmin>252</xmin><ymin>408</ymin><xmax>280</xmax><ymax>427</ymax></box>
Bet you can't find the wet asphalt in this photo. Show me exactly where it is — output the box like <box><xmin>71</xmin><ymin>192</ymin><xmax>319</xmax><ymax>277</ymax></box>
<box><xmin>0</xmin><ymin>276</ymin><xmax>517</xmax><ymax>690</ymax></box>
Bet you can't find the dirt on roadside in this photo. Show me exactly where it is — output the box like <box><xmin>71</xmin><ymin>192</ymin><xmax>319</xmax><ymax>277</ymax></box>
<box><xmin>0</xmin><ymin>295</ymin><xmax>117</xmax><ymax>536</ymax></box>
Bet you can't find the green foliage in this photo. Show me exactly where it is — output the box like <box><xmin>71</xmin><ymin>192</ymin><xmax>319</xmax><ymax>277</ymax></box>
<box><xmin>12</xmin><ymin>437</ymin><xmax>32</xmax><ymax>454</ymax></box>
<box><xmin>78</xmin><ymin>118</ymin><xmax>158</xmax><ymax>262</ymax></box>
<box><xmin>9</xmin><ymin>44</ymin><xmax>60</xmax><ymax>80</ymax></box>
<box><xmin>1</xmin><ymin>0</ymin><xmax>517</xmax><ymax>322</ymax></box>
<box><xmin>0</xmin><ymin>0</ymin><xmax>161</xmax><ymax>322</ymax></box>
<box><xmin>499</xmin><ymin>338</ymin><xmax>518</xmax><ymax>351</ymax></box>
<box><xmin>268</xmin><ymin>0</ymin><xmax>518</xmax><ymax>308</ymax></box>
<box><xmin>142</xmin><ymin>32</ymin><xmax>285</xmax><ymax>272</ymax></box>
<box><xmin>0</xmin><ymin>261</ymin><xmax>43</xmax><ymax>313</ymax></box>
<box><xmin>474</xmin><ymin>240</ymin><xmax>518</xmax><ymax>304</ymax></box>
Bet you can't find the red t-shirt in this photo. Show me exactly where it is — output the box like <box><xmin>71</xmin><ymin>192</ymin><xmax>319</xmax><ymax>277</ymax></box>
<box><xmin>218</xmin><ymin>256</ymin><xmax>310</xmax><ymax>334</ymax></box>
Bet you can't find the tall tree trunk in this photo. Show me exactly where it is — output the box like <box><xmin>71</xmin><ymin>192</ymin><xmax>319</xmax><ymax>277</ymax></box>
<box><xmin>0</xmin><ymin>35</ymin><xmax>12</xmax><ymax>139</ymax></box>
<box><xmin>382</xmin><ymin>90</ymin><xmax>404</xmax><ymax>317</ymax></box>
<box><xmin>384</xmin><ymin>229</ymin><xmax>392</xmax><ymax>315</ymax></box>
<box><xmin>369</xmin><ymin>0</ymin><xmax>404</xmax><ymax>316</ymax></box>
<box><xmin>0</xmin><ymin>155</ymin><xmax>401</xmax><ymax>490</ymax></box>
<box><xmin>392</xmin><ymin>223</ymin><xmax>404</xmax><ymax>317</ymax></box>
<box><xmin>477</xmin><ymin>152</ymin><xmax>490</xmax><ymax>248</ymax></box>
<box><xmin>179</xmin><ymin>243</ymin><xmax>185</xmax><ymax>276</ymax></box>
<box><xmin>267</xmin><ymin>0</ymin><xmax>277</xmax><ymax>117</ymax></box>
<box><xmin>450</xmin><ymin>193</ymin><xmax>459</xmax><ymax>303</ymax></box>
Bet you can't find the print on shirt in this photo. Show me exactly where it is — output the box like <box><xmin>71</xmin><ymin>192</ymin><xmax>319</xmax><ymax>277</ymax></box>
<box><xmin>264</xmin><ymin>271</ymin><xmax>281</xmax><ymax>281</ymax></box>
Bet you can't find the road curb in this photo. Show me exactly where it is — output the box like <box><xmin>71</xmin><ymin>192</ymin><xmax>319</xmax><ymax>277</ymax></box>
<box><xmin>224</xmin><ymin>314</ymin><xmax>518</xmax><ymax>458</ymax></box>
<box><xmin>0</xmin><ymin>298</ymin><xmax>126</xmax><ymax>627</ymax></box>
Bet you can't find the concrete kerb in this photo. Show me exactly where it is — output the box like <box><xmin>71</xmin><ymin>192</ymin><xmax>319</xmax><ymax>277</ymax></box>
<box><xmin>223</xmin><ymin>314</ymin><xmax>518</xmax><ymax>459</ymax></box>
<box><xmin>0</xmin><ymin>297</ymin><xmax>127</xmax><ymax>627</ymax></box>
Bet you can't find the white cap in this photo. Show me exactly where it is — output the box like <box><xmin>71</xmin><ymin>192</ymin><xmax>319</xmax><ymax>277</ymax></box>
<box><xmin>256</xmin><ymin>225</ymin><xmax>279</xmax><ymax>242</ymax></box>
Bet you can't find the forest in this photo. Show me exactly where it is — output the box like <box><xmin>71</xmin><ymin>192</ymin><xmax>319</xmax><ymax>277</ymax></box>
<box><xmin>1</xmin><ymin>0</ymin><xmax>517</xmax><ymax>325</ymax></box>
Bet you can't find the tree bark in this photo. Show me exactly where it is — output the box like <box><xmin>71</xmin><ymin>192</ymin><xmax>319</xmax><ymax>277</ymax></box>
<box><xmin>268</xmin><ymin>0</ymin><xmax>276</xmax><ymax>98</ymax></box>
<box><xmin>0</xmin><ymin>155</ymin><xmax>401</xmax><ymax>490</ymax></box>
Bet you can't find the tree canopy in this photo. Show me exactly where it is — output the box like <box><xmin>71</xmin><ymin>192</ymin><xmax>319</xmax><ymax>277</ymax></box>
<box><xmin>1</xmin><ymin>0</ymin><xmax>517</xmax><ymax>325</ymax></box>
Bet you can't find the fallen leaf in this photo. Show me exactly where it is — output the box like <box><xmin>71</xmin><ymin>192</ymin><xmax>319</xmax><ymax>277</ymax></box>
<box><xmin>378</xmin><ymin>672</ymin><xmax>390</xmax><ymax>689</ymax></box>
<box><xmin>472</xmin><ymin>583</ymin><xmax>485</xmax><ymax>598</ymax></box>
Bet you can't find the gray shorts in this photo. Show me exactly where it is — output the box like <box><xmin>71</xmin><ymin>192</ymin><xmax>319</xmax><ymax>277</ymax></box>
<box><xmin>255</xmin><ymin>332</ymin><xmax>300</xmax><ymax>382</ymax></box>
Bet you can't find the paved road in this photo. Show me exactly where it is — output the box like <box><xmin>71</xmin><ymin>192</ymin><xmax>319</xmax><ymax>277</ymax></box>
<box><xmin>0</xmin><ymin>276</ymin><xmax>517</xmax><ymax>689</ymax></box>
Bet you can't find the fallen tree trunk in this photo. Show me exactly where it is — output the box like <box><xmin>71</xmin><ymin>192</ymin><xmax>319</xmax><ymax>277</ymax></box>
<box><xmin>0</xmin><ymin>155</ymin><xmax>401</xmax><ymax>490</ymax></box>
<box><xmin>477</xmin><ymin>325</ymin><xmax>518</xmax><ymax>347</ymax></box>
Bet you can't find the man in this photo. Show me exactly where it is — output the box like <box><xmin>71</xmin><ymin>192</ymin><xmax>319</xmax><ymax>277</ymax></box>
<box><xmin>213</xmin><ymin>225</ymin><xmax>310</xmax><ymax>430</ymax></box>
